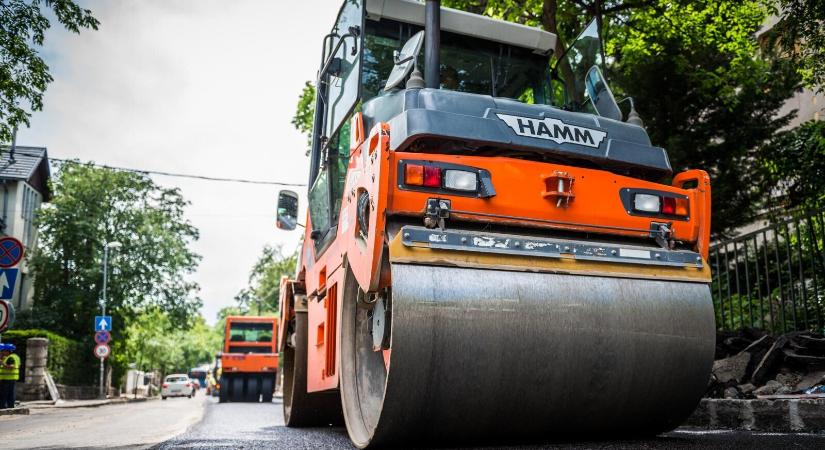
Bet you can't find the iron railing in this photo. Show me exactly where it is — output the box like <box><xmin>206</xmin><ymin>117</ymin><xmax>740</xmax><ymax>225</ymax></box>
<box><xmin>710</xmin><ymin>208</ymin><xmax>825</xmax><ymax>333</ymax></box>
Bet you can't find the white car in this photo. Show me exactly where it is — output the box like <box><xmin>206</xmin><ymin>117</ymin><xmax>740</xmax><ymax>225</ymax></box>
<box><xmin>161</xmin><ymin>374</ymin><xmax>195</xmax><ymax>400</ymax></box>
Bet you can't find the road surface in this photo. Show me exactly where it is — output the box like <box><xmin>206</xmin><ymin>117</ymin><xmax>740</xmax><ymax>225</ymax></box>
<box><xmin>4</xmin><ymin>394</ymin><xmax>825</xmax><ymax>449</ymax></box>
<box><xmin>157</xmin><ymin>397</ymin><xmax>825</xmax><ymax>449</ymax></box>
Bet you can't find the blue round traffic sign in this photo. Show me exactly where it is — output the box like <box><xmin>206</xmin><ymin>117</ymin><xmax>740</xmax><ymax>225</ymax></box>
<box><xmin>94</xmin><ymin>330</ymin><xmax>111</xmax><ymax>345</ymax></box>
<box><xmin>0</xmin><ymin>237</ymin><xmax>23</xmax><ymax>268</ymax></box>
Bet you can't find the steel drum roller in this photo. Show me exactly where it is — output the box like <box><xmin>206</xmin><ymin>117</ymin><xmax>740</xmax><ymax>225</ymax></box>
<box><xmin>341</xmin><ymin>263</ymin><xmax>715</xmax><ymax>448</ymax></box>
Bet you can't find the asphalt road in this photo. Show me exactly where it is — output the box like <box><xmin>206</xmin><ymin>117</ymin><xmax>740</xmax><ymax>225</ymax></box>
<box><xmin>0</xmin><ymin>395</ymin><xmax>206</xmax><ymax>450</ymax></box>
<box><xmin>4</xmin><ymin>394</ymin><xmax>825</xmax><ymax>449</ymax></box>
<box><xmin>155</xmin><ymin>396</ymin><xmax>825</xmax><ymax>450</ymax></box>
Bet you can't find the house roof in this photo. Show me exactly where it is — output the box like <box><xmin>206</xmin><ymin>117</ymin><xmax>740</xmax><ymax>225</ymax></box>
<box><xmin>0</xmin><ymin>145</ymin><xmax>51</xmax><ymax>201</ymax></box>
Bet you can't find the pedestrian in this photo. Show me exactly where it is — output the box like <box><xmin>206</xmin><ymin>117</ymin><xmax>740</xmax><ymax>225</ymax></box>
<box><xmin>0</xmin><ymin>343</ymin><xmax>21</xmax><ymax>409</ymax></box>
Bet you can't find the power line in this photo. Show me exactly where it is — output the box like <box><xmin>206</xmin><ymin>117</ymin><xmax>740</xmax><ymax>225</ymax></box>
<box><xmin>49</xmin><ymin>157</ymin><xmax>307</xmax><ymax>187</ymax></box>
<box><xmin>3</xmin><ymin>148</ymin><xmax>307</xmax><ymax>187</ymax></box>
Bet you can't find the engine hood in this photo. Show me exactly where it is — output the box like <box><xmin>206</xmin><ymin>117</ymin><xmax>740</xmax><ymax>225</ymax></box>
<box><xmin>362</xmin><ymin>88</ymin><xmax>671</xmax><ymax>180</ymax></box>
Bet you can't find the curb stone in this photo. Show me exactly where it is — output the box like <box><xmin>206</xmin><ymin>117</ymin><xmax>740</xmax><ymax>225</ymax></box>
<box><xmin>23</xmin><ymin>396</ymin><xmax>159</xmax><ymax>410</ymax></box>
<box><xmin>0</xmin><ymin>408</ymin><xmax>29</xmax><ymax>416</ymax></box>
<box><xmin>686</xmin><ymin>398</ymin><xmax>825</xmax><ymax>432</ymax></box>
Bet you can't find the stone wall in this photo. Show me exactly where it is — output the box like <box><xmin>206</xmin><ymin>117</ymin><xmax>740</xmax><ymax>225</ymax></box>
<box><xmin>686</xmin><ymin>398</ymin><xmax>825</xmax><ymax>432</ymax></box>
<box><xmin>55</xmin><ymin>384</ymin><xmax>114</xmax><ymax>400</ymax></box>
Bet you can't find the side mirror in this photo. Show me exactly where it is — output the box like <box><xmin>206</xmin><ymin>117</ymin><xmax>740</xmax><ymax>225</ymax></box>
<box><xmin>585</xmin><ymin>66</ymin><xmax>622</xmax><ymax>121</ymax></box>
<box><xmin>384</xmin><ymin>30</ymin><xmax>425</xmax><ymax>91</ymax></box>
<box><xmin>276</xmin><ymin>190</ymin><xmax>299</xmax><ymax>231</ymax></box>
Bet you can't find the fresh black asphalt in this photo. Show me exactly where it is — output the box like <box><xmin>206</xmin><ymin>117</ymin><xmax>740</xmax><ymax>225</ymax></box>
<box><xmin>155</xmin><ymin>397</ymin><xmax>825</xmax><ymax>449</ymax></box>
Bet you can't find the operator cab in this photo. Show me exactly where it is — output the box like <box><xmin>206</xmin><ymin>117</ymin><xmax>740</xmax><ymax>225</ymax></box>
<box><xmin>296</xmin><ymin>0</ymin><xmax>667</xmax><ymax>249</ymax></box>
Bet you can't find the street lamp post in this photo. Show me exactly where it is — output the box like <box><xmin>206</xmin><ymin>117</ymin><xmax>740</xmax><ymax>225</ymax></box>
<box><xmin>99</xmin><ymin>241</ymin><xmax>122</xmax><ymax>399</ymax></box>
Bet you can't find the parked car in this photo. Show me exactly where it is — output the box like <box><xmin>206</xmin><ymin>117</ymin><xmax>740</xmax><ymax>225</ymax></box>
<box><xmin>161</xmin><ymin>374</ymin><xmax>195</xmax><ymax>400</ymax></box>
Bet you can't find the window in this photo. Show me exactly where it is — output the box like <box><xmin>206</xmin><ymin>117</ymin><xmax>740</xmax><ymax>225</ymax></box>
<box><xmin>228</xmin><ymin>346</ymin><xmax>273</xmax><ymax>354</ymax></box>
<box><xmin>21</xmin><ymin>184</ymin><xmax>40</xmax><ymax>247</ymax></box>
<box><xmin>16</xmin><ymin>273</ymin><xmax>26</xmax><ymax>309</ymax></box>
<box><xmin>362</xmin><ymin>18</ymin><xmax>551</xmax><ymax>104</ymax></box>
<box><xmin>165</xmin><ymin>376</ymin><xmax>188</xmax><ymax>383</ymax></box>
<box><xmin>307</xmin><ymin>119</ymin><xmax>351</xmax><ymax>248</ymax></box>
<box><xmin>322</xmin><ymin>0</ymin><xmax>363</xmax><ymax>140</ymax></box>
<box><xmin>552</xmin><ymin>20</ymin><xmax>604</xmax><ymax>112</ymax></box>
<box><xmin>228</xmin><ymin>322</ymin><xmax>274</xmax><ymax>343</ymax></box>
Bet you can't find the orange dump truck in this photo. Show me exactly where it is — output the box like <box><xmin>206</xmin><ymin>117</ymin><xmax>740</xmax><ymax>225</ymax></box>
<box><xmin>218</xmin><ymin>316</ymin><xmax>278</xmax><ymax>403</ymax></box>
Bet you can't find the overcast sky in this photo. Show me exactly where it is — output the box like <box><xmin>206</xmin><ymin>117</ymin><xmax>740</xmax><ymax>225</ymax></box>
<box><xmin>19</xmin><ymin>0</ymin><xmax>341</xmax><ymax>323</ymax></box>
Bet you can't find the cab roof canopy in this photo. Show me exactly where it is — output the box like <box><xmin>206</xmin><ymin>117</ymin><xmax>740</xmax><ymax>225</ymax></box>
<box><xmin>366</xmin><ymin>0</ymin><xmax>557</xmax><ymax>55</ymax></box>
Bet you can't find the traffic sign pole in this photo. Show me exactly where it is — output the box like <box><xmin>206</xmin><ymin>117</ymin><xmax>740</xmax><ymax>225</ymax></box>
<box><xmin>94</xmin><ymin>316</ymin><xmax>112</xmax><ymax>399</ymax></box>
<box><xmin>98</xmin><ymin>242</ymin><xmax>121</xmax><ymax>399</ymax></box>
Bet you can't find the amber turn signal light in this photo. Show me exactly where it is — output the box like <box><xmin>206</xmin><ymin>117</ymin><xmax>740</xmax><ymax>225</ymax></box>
<box><xmin>405</xmin><ymin>164</ymin><xmax>424</xmax><ymax>185</ymax></box>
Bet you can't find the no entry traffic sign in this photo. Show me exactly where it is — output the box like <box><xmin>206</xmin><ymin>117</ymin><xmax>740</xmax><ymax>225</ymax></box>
<box><xmin>0</xmin><ymin>237</ymin><xmax>23</xmax><ymax>268</ymax></box>
<box><xmin>94</xmin><ymin>330</ymin><xmax>111</xmax><ymax>345</ymax></box>
<box><xmin>0</xmin><ymin>299</ymin><xmax>13</xmax><ymax>333</ymax></box>
<box><xmin>94</xmin><ymin>343</ymin><xmax>111</xmax><ymax>359</ymax></box>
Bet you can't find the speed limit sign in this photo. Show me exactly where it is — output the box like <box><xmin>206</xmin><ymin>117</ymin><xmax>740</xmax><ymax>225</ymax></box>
<box><xmin>0</xmin><ymin>300</ymin><xmax>13</xmax><ymax>333</ymax></box>
<box><xmin>94</xmin><ymin>343</ymin><xmax>111</xmax><ymax>359</ymax></box>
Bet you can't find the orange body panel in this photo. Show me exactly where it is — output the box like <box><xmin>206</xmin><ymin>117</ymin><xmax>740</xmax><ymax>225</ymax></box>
<box><xmin>221</xmin><ymin>316</ymin><xmax>278</xmax><ymax>375</ymax></box>
<box><xmin>342</xmin><ymin>122</ymin><xmax>391</xmax><ymax>292</ymax></box>
<box><xmin>286</xmin><ymin>117</ymin><xmax>712</xmax><ymax>394</ymax></box>
<box><xmin>277</xmin><ymin>276</ymin><xmax>296</xmax><ymax>354</ymax></box>
<box><xmin>386</xmin><ymin>152</ymin><xmax>709</xmax><ymax>250</ymax></box>
<box><xmin>305</xmin><ymin>269</ymin><xmax>344</xmax><ymax>392</ymax></box>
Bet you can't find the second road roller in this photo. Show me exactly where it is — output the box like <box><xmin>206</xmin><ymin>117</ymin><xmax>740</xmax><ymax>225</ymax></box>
<box><xmin>275</xmin><ymin>0</ymin><xmax>715</xmax><ymax>447</ymax></box>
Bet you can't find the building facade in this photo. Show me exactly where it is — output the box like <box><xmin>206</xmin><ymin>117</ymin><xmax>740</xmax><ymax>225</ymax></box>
<box><xmin>757</xmin><ymin>14</ymin><xmax>824</xmax><ymax>128</ymax></box>
<box><xmin>0</xmin><ymin>146</ymin><xmax>51</xmax><ymax>311</ymax></box>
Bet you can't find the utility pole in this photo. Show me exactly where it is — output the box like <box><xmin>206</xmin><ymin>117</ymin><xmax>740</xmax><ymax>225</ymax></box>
<box><xmin>99</xmin><ymin>241</ymin><xmax>121</xmax><ymax>399</ymax></box>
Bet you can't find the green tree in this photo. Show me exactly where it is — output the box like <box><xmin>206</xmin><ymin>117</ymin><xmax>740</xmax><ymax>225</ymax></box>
<box><xmin>121</xmin><ymin>309</ymin><xmax>221</xmax><ymax>377</ymax></box>
<box><xmin>443</xmin><ymin>0</ymin><xmax>645</xmax><ymax>55</ymax></box>
<box><xmin>292</xmin><ymin>81</ymin><xmax>316</xmax><ymax>155</ymax></box>
<box><xmin>26</xmin><ymin>162</ymin><xmax>202</xmax><ymax>347</ymax></box>
<box><xmin>758</xmin><ymin>120</ymin><xmax>825</xmax><ymax>211</ymax></box>
<box><xmin>610</xmin><ymin>0</ymin><xmax>800</xmax><ymax>234</ymax></box>
<box><xmin>0</xmin><ymin>0</ymin><xmax>99</xmax><ymax>142</ymax></box>
<box><xmin>234</xmin><ymin>244</ymin><xmax>297</xmax><ymax>315</ymax></box>
<box><xmin>440</xmin><ymin>1</ymin><xmax>801</xmax><ymax>234</ymax></box>
<box><xmin>770</xmin><ymin>0</ymin><xmax>825</xmax><ymax>91</ymax></box>
<box><xmin>214</xmin><ymin>305</ymin><xmax>244</xmax><ymax>341</ymax></box>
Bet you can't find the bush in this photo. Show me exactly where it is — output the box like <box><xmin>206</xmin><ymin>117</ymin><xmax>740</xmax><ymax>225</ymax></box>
<box><xmin>2</xmin><ymin>329</ymin><xmax>91</xmax><ymax>385</ymax></box>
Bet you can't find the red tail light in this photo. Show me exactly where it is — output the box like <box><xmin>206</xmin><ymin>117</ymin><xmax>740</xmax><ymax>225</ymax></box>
<box><xmin>661</xmin><ymin>197</ymin><xmax>676</xmax><ymax>214</ymax></box>
<box><xmin>185</xmin><ymin>383</ymin><xmax>191</xmax><ymax>387</ymax></box>
<box><xmin>423</xmin><ymin>166</ymin><xmax>441</xmax><ymax>187</ymax></box>
<box><xmin>162</xmin><ymin>383</ymin><xmax>168</xmax><ymax>388</ymax></box>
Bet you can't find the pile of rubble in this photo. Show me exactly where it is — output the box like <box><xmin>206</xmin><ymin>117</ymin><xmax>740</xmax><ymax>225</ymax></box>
<box><xmin>708</xmin><ymin>329</ymin><xmax>825</xmax><ymax>399</ymax></box>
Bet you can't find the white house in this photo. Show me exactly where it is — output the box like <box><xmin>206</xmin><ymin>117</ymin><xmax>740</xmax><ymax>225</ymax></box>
<box><xmin>0</xmin><ymin>145</ymin><xmax>51</xmax><ymax>311</ymax></box>
<box><xmin>757</xmin><ymin>15</ymin><xmax>824</xmax><ymax>128</ymax></box>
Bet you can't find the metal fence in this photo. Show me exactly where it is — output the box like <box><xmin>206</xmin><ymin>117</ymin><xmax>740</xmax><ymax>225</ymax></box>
<box><xmin>710</xmin><ymin>208</ymin><xmax>825</xmax><ymax>333</ymax></box>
